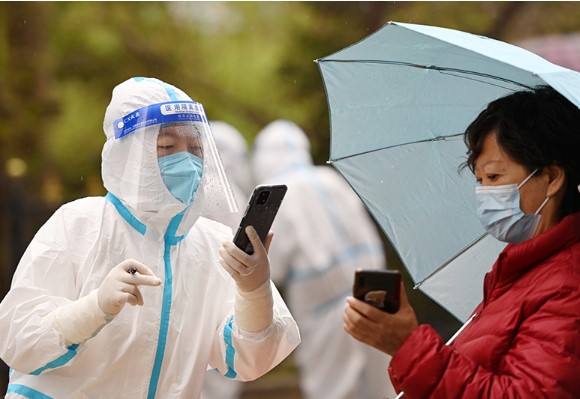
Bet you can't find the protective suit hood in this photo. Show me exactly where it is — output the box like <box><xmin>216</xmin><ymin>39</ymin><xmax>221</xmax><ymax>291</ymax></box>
<box><xmin>102</xmin><ymin>77</ymin><xmax>236</xmax><ymax>235</ymax></box>
<box><xmin>252</xmin><ymin>119</ymin><xmax>313</xmax><ymax>183</ymax></box>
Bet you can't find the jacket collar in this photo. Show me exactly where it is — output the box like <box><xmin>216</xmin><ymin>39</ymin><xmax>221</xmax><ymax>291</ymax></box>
<box><xmin>484</xmin><ymin>211</ymin><xmax>580</xmax><ymax>302</ymax></box>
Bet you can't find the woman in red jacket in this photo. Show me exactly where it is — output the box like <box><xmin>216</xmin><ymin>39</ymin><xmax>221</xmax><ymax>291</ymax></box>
<box><xmin>344</xmin><ymin>86</ymin><xmax>580</xmax><ymax>399</ymax></box>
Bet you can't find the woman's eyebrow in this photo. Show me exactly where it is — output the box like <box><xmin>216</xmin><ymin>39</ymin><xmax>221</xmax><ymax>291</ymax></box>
<box><xmin>475</xmin><ymin>159</ymin><xmax>503</xmax><ymax>171</ymax></box>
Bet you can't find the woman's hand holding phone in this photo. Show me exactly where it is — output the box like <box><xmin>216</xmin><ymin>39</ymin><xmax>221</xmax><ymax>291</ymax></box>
<box><xmin>344</xmin><ymin>281</ymin><xmax>418</xmax><ymax>356</ymax></box>
<box><xmin>345</xmin><ymin>269</ymin><xmax>419</xmax><ymax>355</ymax></box>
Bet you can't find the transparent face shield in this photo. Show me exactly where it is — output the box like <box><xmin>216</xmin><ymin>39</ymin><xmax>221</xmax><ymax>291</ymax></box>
<box><xmin>111</xmin><ymin>100</ymin><xmax>238</xmax><ymax>216</ymax></box>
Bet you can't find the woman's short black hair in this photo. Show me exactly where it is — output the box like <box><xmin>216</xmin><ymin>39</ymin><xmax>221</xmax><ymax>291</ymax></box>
<box><xmin>463</xmin><ymin>85</ymin><xmax>580</xmax><ymax>218</ymax></box>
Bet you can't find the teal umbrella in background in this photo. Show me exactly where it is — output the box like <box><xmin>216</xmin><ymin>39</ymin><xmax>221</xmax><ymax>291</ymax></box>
<box><xmin>317</xmin><ymin>21</ymin><xmax>580</xmax><ymax>322</ymax></box>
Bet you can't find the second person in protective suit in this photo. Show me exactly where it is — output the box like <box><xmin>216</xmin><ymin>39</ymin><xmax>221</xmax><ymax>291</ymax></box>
<box><xmin>252</xmin><ymin>120</ymin><xmax>397</xmax><ymax>399</ymax></box>
<box><xmin>0</xmin><ymin>77</ymin><xmax>300</xmax><ymax>399</ymax></box>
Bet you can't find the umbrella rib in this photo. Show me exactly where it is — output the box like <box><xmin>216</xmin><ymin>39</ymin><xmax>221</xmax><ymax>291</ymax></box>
<box><xmin>413</xmin><ymin>232</ymin><xmax>489</xmax><ymax>289</ymax></box>
<box><xmin>319</xmin><ymin>59</ymin><xmax>534</xmax><ymax>90</ymax></box>
<box><xmin>329</xmin><ymin>132</ymin><xmax>464</xmax><ymax>163</ymax></box>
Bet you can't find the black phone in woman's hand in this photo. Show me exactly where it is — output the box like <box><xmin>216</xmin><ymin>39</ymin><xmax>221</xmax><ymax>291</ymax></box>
<box><xmin>353</xmin><ymin>269</ymin><xmax>401</xmax><ymax>313</ymax></box>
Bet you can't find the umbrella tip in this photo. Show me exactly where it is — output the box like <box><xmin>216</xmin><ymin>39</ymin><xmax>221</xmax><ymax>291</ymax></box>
<box><xmin>326</xmin><ymin>160</ymin><xmax>333</xmax><ymax>165</ymax></box>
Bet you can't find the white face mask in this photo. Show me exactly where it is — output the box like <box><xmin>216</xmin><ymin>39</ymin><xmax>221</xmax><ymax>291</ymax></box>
<box><xmin>475</xmin><ymin>169</ymin><xmax>549</xmax><ymax>244</ymax></box>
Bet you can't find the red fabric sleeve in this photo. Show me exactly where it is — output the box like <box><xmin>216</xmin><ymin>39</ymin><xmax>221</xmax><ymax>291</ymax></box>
<box><xmin>388</xmin><ymin>286</ymin><xmax>580</xmax><ymax>399</ymax></box>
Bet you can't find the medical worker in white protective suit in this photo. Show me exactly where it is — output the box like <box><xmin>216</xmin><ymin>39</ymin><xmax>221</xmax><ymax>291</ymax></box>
<box><xmin>201</xmin><ymin>121</ymin><xmax>253</xmax><ymax>399</ymax></box>
<box><xmin>0</xmin><ymin>78</ymin><xmax>300</xmax><ymax>399</ymax></box>
<box><xmin>252</xmin><ymin>120</ymin><xmax>396</xmax><ymax>399</ymax></box>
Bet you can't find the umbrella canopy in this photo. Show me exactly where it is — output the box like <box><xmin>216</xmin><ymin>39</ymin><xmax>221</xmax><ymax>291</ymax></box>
<box><xmin>317</xmin><ymin>21</ymin><xmax>580</xmax><ymax>322</ymax></box>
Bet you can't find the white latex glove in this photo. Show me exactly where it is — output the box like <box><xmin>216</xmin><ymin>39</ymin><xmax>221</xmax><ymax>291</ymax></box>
<box><xmin>220</xmin><ymin>226</ymin><xmax>275</xmax><ymax>332</ymax></box>
<box><xmin>97</xmin><ymin>259</ymin><xmax>162</xmax><ymax>316</ymax></box>
<box><xmin>219</xmin><ymin>226</ymin><xmax>273</xmax><ymax>293</ymax></box>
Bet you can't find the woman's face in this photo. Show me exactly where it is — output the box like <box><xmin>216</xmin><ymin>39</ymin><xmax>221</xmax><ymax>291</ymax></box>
<box><xmin>474</xmin><ymin>131</ymin><xmax>548</xmax><ymax>216</ymax></box>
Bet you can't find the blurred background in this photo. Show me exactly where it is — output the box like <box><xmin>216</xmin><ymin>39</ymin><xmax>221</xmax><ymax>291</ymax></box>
<box><xmin>1</xmin><ymin>2</ymin><xmax>579</xmax><ymax>397</ymax></box>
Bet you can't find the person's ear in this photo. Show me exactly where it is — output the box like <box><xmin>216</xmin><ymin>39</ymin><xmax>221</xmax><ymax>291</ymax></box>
<box><xmin>545</xmin><ymin>165</ymin><xmax>566</xmax><ymax>198</ymax></box>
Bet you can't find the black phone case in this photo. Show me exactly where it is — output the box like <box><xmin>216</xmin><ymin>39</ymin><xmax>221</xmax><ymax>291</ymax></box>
<box><xmin>353</xmin><ymin>269</ymin><xmax>401</xmax><ymax>313</ymax></box>
<box><xmin>233</xmin><ymin>184</ymin><xmax>287</xmax><ymax>254</ymax></box>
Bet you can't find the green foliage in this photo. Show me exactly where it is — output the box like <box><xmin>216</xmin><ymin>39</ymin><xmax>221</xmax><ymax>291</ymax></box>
<box><xmin>1</xmin><ymin>1</ymin><xmax>580</xmax><ymax>201</ymax></box>
<box><xmin>48</xmin><ymin>80</ymin><xmax>106</xmax><ymax>196</ymax></box>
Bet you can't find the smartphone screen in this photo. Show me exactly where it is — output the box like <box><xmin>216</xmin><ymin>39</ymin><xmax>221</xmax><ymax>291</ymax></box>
<box><xmin>353</xmin><ymin>269</ymin><xmax>401</xmax><ymax>313</ymax></box>
<box><xmin>233</xmin><ymin>184</ymin><xmax>287</xmax><ymax>254</ymax></box>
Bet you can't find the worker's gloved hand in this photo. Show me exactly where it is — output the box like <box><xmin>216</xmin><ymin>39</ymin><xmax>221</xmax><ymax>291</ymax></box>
<box><xmin>97</xmin><ymin>259</ymin><xmax>162</xmax><ymax>316</ymax></box>
<box><xmin>220</xmin><ymin>227</ymin><xmax>275</xmax><ymax>332</ymax></box>
<box><xmin>219</xmin><ymin>226</ymin><xmax>273</xmax><ymax>293</ymax></box>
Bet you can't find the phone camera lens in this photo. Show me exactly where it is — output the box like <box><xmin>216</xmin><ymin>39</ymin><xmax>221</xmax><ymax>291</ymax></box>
<box><xmin>257</xmin><ymin>191</ymin><xmax>270</xmax><ymax>205</ymax></box>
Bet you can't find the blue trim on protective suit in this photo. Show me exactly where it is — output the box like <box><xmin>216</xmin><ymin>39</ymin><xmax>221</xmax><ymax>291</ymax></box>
<box><xmin>29</xmin><ymin>344</ymin><xmax>79</xmax><ymax>376</ymax></box>
<box><xmin>157</xmin><ymin>81</ymin><xmax>178</xmax><ymax>101</ymax></box>
<box><xmin>132</xmin><ymin>77</ymin><xmax>178</xmax><ymax>101</ymax></box>
<box><xmin>105</xmin><ymin>193</ymin><xmax>146</xmax><ymax>235</ymax></box>
<box><xmin>308</xmin><ymin>173</ymin><xmax>351</xmax><ymax>243</ymax></box>
<box><xmin>312</xmin><ymin>288</ymin><xmax>352</xmax><ymax>317</ymax></box>
<box><xmin>223</xmin><ymin>315</ymin><xmax>237</xmax><ymax>378</ymax></box>
<box><xmin>288</xmin><ymin>242</ymin><xmax>384</xmax><ymax>282</ymax></box>
<box><xmin>105</xmin><ymin>189</ymin><xmax>186</xmax><ymax>397</ymax></box>
<box><xmin>147</xmin><ymin>212</ymin><xmax>186</xmax><ymax>399</ymax></box>
<box><xmin>6</xmin><ymin>384</ymin><xmax>53</xmax><ymax>399</ymax></box>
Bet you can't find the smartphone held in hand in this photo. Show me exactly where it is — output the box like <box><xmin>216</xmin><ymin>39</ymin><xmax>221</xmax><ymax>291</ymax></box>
<box><xmin>233</xmin><ymin>184</ymin><xmax>287</xmax><ymax>255</ymax></box>
<box><xmin>353</xmin><ymin>269</ymin><xmax>402</xmax><ymax>313</ymax></box>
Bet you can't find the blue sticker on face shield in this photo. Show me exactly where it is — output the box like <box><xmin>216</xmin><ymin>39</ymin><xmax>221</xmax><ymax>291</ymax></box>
<box><xmin>113</xmin><ymin>101</ymin><xmax>207</xmax><ymax>139</ymax></box>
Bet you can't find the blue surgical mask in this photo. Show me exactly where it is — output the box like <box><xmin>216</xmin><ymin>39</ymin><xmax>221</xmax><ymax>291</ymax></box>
<box><xmin>475</xmin><ymin>169</ymin><xmax>549</xmax><ymax>244</ymax></box>
<box><xmin>158</xmin><ymin>152</ymin><xmax>203</xmax><ymax>205</ymax></box>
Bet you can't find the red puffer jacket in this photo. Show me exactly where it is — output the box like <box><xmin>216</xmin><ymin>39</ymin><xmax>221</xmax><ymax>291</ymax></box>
<box><xmin>389</xmin><ymin>211</ymin><xmax>580</xmax><ymax>399</ymax></box>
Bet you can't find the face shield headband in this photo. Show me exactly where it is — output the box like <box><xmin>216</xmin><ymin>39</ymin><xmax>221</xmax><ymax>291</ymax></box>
<box><xmin>111</xmin><ymin>100</ymin><xmax>238</xmax><ymax>215</ymax></box>
<box><xmin>113</xmin><ymin>101</ymin><xmax>206</xmax><ymax>140</ymax></box>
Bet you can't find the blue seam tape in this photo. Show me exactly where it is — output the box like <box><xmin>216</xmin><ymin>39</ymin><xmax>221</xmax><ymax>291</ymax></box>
<box><xmin>288</xmin><ymin>242</ymin><xmax>384</xmax><ymax>282</ymax></box>
<box><xmin>146</xmin><ymin>213</ymin><xmax>183</xmax><ymax>399</ymax></box>
<box><xmin>7</xmin><ymin>384</ymin><xmax>54</xmax><ymax>399</ymax></box>
<box><xmin>105</xmin><ymin>192</ymin><xmax>146</xmax><ymax>235</ymax></box>
<box><xmin>312</xmin><ymin>288</ymin><xmax>353</xmax><ymax>317</ymax></box>
<box><xmin>224</xmin><ymin>315</ymin><xmax>237</xmax><ymax>379</ymax></box>
<box><xmin>299</xmin><ymin>169</ymin><xmax>354</xmax><ymax>248</ymax></box>
<box><xmin>132</xmin><ymin>77</ymin><xmax>179</xmax><ymax>101</ymax></box>
<box><xmin>29</xmin><ymin>344</ymin><xmax>79</xmax><ymax>376</ymax></box>
<box><xmin>156</xmin><ymin>80</ymin><xmax>179</xmax><ymax>101</ymax></box>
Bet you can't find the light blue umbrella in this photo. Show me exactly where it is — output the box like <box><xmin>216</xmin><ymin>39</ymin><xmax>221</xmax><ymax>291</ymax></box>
<box><xmin>317</xmin><ymin>21</ymin><xmax>580</xmax><ymax>322</ymax></box>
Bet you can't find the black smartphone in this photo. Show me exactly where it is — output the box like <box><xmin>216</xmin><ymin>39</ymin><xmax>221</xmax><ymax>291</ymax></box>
<box><xmin>233</xmin><ymin>184</ymin><xmax>287</xmax><ymax>255</ymax></box>
<box><xmin>353</xmin><ymin>269</ymin><xmax>402</xmax><ymax>313</ymax></box>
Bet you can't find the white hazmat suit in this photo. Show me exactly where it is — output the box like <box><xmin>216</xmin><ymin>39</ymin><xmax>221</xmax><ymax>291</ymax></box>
<box><xmin>252</xmin><ymin>120</ymin><xmax>396</xmax><ymax>399</ymax></box>
<box><xmin>0</xmin><ymin>78</ymin><xmax>300</xmax><ymax>399</ymax></box>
